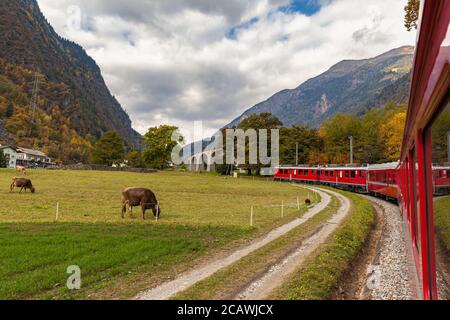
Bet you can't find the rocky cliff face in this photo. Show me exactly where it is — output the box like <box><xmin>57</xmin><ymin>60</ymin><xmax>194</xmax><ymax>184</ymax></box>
<box><xmin>0</xmin><ymin>0</ymin><xmax>142</xmax><ymax>150</ymax></box>
<box><xmin>227</xmin><ymin>46</ymin><xmax>414</xmax><ymax>128</ymax></box>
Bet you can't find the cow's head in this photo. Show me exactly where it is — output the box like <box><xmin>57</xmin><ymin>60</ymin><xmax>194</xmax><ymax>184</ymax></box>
<box><xmin>153</xmin><ymin>203</ymin><xmax>161</xmax><ymax>219</ymax></box>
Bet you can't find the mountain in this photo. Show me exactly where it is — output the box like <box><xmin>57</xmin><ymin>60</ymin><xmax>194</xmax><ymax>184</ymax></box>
<box><xmin>0</xmin><ymin>0</ymin><xmax>142</xmax><ymax>162</ymax></box>
<box><xmin>227</xmin><ymin>46</ymin><xmax>414</xmax><ymax>128</ymax></box>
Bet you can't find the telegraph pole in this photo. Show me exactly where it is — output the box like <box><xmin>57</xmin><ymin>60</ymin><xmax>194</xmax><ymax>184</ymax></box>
<box><xmin>349</xmin><ymin>136</ymin><xmax>354</xmax><ymax>164</ymax></box>
<box><xmin>296</xmin><ymin>143</ymin><xmax>299</xmax><ymax>166</ymax></box>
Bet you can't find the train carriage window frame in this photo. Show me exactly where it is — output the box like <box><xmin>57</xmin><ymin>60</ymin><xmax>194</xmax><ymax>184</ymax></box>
<box><xmin>424</xmin><ymin>96</ymin><xmax>450</xmax><ymax>299</ymax></box>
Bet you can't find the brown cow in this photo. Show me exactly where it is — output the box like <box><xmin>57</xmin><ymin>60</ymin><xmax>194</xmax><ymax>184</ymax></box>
<box><xmin>16</xmin><ymin>166</ymin><xmax>27</xmax><ymax>175</ymax></box>
<box><xmin>121</xmin><ymin>187</ymin><xmax>160</xmax><ymax>220</ymax></box>
<box><xmin>305</xmin><ymin>198</ymin><xmax>312</xmax><ymax>206</ymax></box>
<box><xmin>11</xmin><ymin>177</ymin><xmax>35</xmax><ymax>193</ymax></box>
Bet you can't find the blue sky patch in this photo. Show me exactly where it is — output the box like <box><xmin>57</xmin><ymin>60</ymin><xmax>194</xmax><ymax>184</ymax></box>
<box><xmin>279</xmin><ymin>0</ymin><xmax>322</xmax><ymax>16</ymax></box>
<box><xmin>226</xmin><ymin>1</ymin><xmax>323</xmax><ymax>40</ymax></box>
<box><xmin>226</xmin><ymin>17</ymin><xmax>259</xmax><ymax>40</ymax></box>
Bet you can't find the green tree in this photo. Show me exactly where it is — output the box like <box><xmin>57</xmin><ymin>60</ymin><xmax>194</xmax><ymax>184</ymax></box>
<box><xmin>126</xmin><ymin>150</ymin><xmax>145</xmax><ymax>168</ymax></box>
<box><xmin>143</xmin><ymin>125</ymin><xmax>184</xmax><ymax>169</ymax></box>
<box><xmin>0</xmin><ymin>150</ymin><xmax>7</xmax><ymax>168</ymax></box>
<box><xmin>280</xmin><ymin>126</ymin><xmax>324</xmax><ymax>165</ymax></box>
<box><xmin>237</xmin><ymin>113</ymin><xmax>283</xmax><ymax>175</ymax></box>
<box><xmin>405</xmin><ymin>0</ymin><xmax>420</xmax><ymax>31</ymax></box>
<box><xmin>90</xmin><ymin>131</ymin><xmax>125</xmax><ymax>166</ymax></box>
<box><xmin>321</xmin><ymin>113</ymin><xmax>365</xmax><ymax>164</ymax></box>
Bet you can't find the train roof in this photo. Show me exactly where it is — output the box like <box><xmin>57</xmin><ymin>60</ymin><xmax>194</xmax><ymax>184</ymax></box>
<box><xmin>276</xmin><ymin>165</ymin><xmax>369</xmax><ymax>170</ymax></box>
<box><xmin>368</xmin><ymin>162</ymin><xmax>400</xmax><ymax>171</ymax></box>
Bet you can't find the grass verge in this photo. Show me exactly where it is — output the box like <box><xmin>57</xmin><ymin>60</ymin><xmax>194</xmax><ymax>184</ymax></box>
<box><xmin>268</xmin><ymin>189</ymin><xmax>375</xmax><ymax>300</ymax></box>
<box><xmin>173</xmin><ymin>194</ymin><xmax>339</xmax><ymax>300</ymax></box>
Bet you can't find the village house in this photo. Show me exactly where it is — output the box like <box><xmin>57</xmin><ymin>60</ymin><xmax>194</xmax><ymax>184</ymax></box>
<box><xmin>0</xmin><ymin>146</ymin><xmax>17</xmax><ymax>169</ymax></box>
<box><xmin>16</xmin><ymin>147</ymin><xmax>52</xmax><ymax>168</ymax></box>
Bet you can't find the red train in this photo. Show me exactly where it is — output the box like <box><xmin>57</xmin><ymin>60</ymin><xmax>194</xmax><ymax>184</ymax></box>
<box><xmin>275</xmin><ymin>0</ymin><xmax>450</xmax><ymax>300</ymax></box>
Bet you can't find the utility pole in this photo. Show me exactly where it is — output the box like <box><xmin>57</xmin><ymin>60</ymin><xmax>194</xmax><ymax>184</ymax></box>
<box><xmin>349</xmin><ymin>136</ymin><xmax>354</xmax><ymax>165</ymax></box>
<box><xmin>296</xmin><ymin>143</ymin><xmax>299</xmax><ymax>166</ymax></box>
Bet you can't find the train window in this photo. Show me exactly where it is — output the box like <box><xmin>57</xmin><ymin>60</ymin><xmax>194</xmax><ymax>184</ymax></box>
<box><xmin>411</xmin><ymin>147</ymin><xmax>420</xmax><ymax>253</ymax></box>
<box><xmin>351</xmin><ymin>171</ymin><xmax>356</xmax><ymax>178</ymax></box>
<box><xmin>325</xmin><ymin>171</ymin><xmax>329</xmax><ymax>177</ymax></box>
<box><xmin>345</xmin><ymin>171</ymin><xmax>349</xmax><ymax>178</ymax></box>
<box><xmin>428</xmin><ymin>99</ymin><xmax>450</xmax><ymax>298</ymax></box>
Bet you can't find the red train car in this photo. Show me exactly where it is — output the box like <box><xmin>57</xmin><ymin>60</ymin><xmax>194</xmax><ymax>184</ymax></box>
<box><xmin>433</xmin><ymin>166</ymin><xmax>450</xmax><ymax>195</ymax></box>
<box><xmin>275</xmin><ymin>166</ymin><xmax>320</xmax><ymax>183</ymax></box>
<box><xmin>397</xmin><ymin>0</ymin><xmax>450</xmax><ymax>300</ymax></box>
<box><xmin>332</xmin><ymin>166</ymin><xmax>368</xmax><ymax>193</ymax></box>
<box><xmin>367</xmin><ymin>163</ymin><xmax>400</xmax><ymax>200</ymax></box>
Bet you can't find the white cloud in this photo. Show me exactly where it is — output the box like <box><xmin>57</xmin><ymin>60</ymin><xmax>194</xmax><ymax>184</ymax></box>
<box><xmin>37</xmin><ymin>0</ymin><xmax>416</xmax><ymax>141</ymax></box>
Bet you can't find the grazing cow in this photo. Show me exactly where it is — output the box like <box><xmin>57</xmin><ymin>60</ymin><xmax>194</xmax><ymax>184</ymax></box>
<box><xmin>10</xmin><ymin>177</ymin><xmax>35</xmax><ymax>193</ymax></box>
<box><xmin>16</xmin><ymin>166</ymin><xmax>27</xmax><ymax>175</ymax></box>
<box><xmin>305</xmin><ymin>198</ymin><xmax>312</xmax><ymax>206</ymax></box>
<box><xmin>121</xmin><ymin>187</ymin><xmax>160</xmax><ymax>220</ymax></box>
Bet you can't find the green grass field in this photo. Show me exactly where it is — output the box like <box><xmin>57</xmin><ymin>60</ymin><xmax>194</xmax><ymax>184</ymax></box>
<box><xmin>0</xmin><ymin>169</ymin><xmax>310</xmax><ymax>299</ymax></box>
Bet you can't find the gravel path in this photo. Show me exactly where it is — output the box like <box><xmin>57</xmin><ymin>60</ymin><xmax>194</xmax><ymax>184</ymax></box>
<box><xmin>135</xmin><ymin>186</ymin><xmax>331</xmax><ymax>300</ymax></box>
<box><xmin>236</xmin><ymin>188</ymin><xmax>350</xmax><ymax>300</ymax></box>
<box><xmin>363</xmin><ymin>197</ymin><xmax>419</xmax><ymax>300</ymax></box>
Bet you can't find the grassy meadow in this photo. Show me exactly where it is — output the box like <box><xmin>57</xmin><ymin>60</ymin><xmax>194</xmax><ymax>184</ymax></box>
<box><xmin>0</xmin><ymin>169</ymin><xmax>310</xmax><ymax>299</ymax></box>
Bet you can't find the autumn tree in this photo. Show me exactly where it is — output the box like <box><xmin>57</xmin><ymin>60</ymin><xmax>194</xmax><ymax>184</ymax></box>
<box><xmin>5</xmin><ymin>99</ymin><xmax>14</xmax><ymax>118</ymax></box>
<box><xmin>405</xmin><ymin>0</ymin><xmax>420</xmax><ymax>31</ymax></box>
<box><xmin>143</xmin><ymin>125</ymin><xmax>184</xmax><ymax>169</ymax></box>
<box><xmin>90</xmin><ymin>131</ymin><xmax>125</xmax><ymax>166</ymax></box>
<box><xmin>380</xmin><ymin>111</ymin><xmax>407</xmax><ymax>161</ymax></box>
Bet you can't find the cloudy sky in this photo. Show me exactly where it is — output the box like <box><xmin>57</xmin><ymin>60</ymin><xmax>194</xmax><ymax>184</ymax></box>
<box><xmin>37</xmin><ymin>0</ymin><xmax>416</xmax><ymax>141</ymax></box>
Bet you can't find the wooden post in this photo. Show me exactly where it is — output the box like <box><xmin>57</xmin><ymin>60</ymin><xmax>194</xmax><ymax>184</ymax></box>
<box><xmin>55</xmin><ymin>202</ymin><xmax>59</xmax><ymax>221</ymax></box>
<box><xmin>250</xmin><ymin>206</ymin><xmax>254</xmax><ymax>227</ymax></box>
<box><xmin>297</xmin><ymin>196</ymin><xmax>300</xmax><ymax>211</ymax></box>
<box><xmin>281</xmin><ymin>201</ymin><xmax>284</xmax><ymax>218</ymax></box>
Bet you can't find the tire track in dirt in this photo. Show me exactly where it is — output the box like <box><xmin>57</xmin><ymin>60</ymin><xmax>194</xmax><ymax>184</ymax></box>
<box><xmin>235</xmin><ymin>187</ymin><xmax>350</xmax><ymax>300</ymax></box>
<box><xmin>135</xmin><ymin>186</ymin><xmax>331</xmax><ymax>300</ymax></box>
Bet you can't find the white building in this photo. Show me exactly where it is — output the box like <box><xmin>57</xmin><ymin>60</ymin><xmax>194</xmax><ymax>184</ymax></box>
<box><xmin>0</xmin><ymin>146</ymin><xmax>17</xmax><ymax>169</ymax></box>
<box><xmin>16</xmin><ymin>147</ymin><xmax>52</xmax><ymax>167</ymax></box>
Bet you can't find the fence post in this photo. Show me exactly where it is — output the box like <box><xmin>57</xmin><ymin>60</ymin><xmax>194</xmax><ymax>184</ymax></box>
<box><xmin>281</xmin><ymin>201</ymin><xmax>284</xmax><ymax>218</ymax></box>
<box><xmin>250</xmin><ymin>206</ymin><xmax>254</xmax><ymax>227</ymax></box>
<box><xmin>297</xmin><ymin>196</ymin><xmax>300</xmax><ymax>211</ymax></box>
<box><xmin>55</xmin><ymin>202</ymin><xmax>59</xmax><ymax>221</ymax></box>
